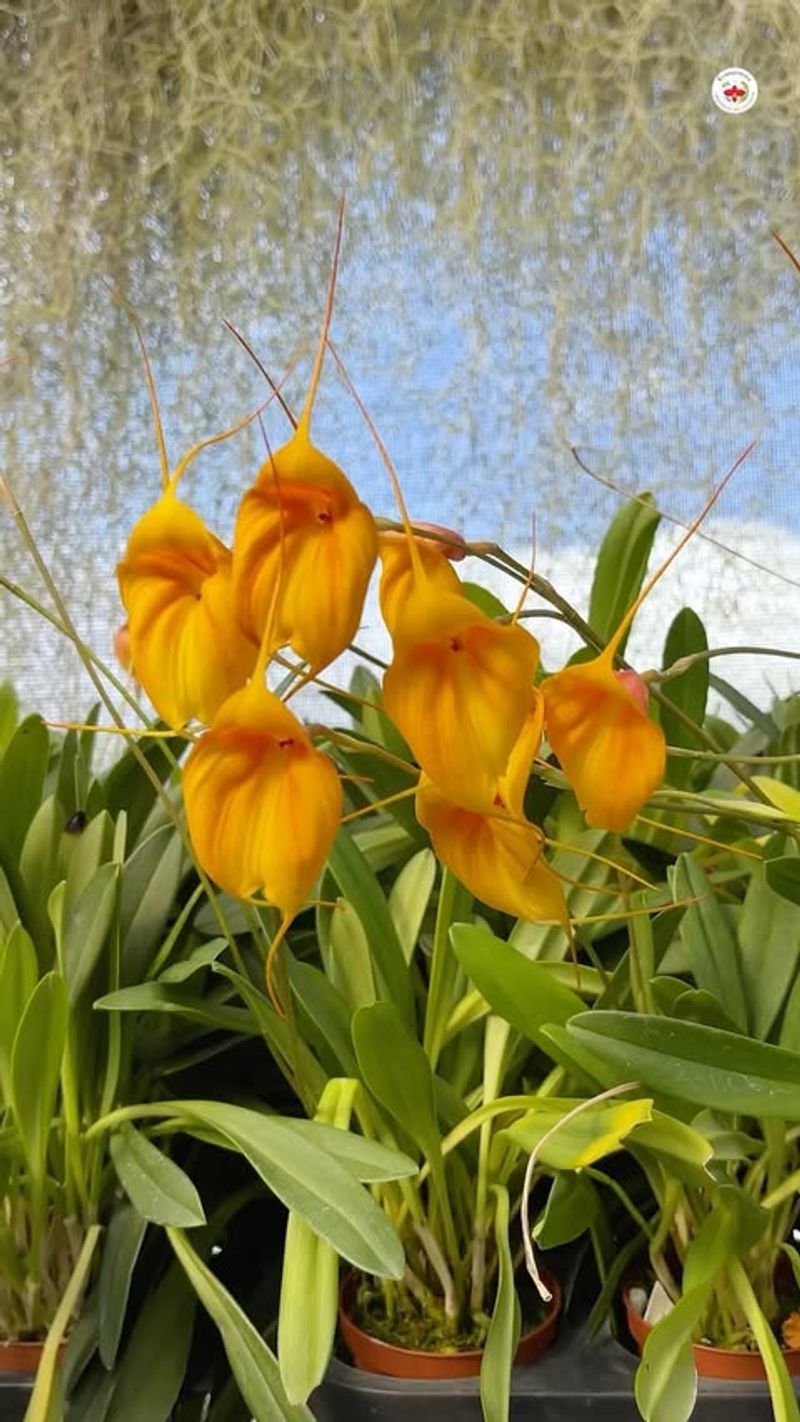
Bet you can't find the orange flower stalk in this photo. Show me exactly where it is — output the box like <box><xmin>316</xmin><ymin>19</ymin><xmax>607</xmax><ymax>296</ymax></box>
<box><xmin>416</xmin><ymin>693</ymin><xmax>567</xmax><ymax>925</ymax></box>
<box><xmin>233</xmin><ymin>204</ymin><xmax>378</xmax><ymax>673</ymax></box>
<box><xmin>183</xmin><ymin>678</ymin><xmax>342</xmax><ymax>913</ymax></box>
<box><xmin>118</xmin><ymin>492</ymin><xmax>258</xmax><ymax>728</ymax></box>
<box><xmin>383</xmin><ymin>581</ymin><xmax>540</xmax><ymax>810</ymax></box>
<box><xmin>543</xmin><ymin>444</ymin><xmax>754</xmax><ymax>832</ymax></box>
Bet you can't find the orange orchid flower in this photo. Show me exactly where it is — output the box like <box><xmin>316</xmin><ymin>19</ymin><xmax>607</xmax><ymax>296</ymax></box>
<box><xmin>377</xmin><ymin>525</ymin><xmax>464</xmax><ymax>637</ymax></box>
<box><xmin>542</xmin><ymin>654</ymin><xmax>665</xmax><ymax>833</ymax></box>
<box><xmin>113</xmin><ymin>295</ymin><xmax>274</xmax><ymax>728</ymax></box>
<box><xmin>542</xmin><ymin>445</ymin><xmax>754</xmax><ymax>832</ymax></box>
<box><xmin>118</xmin><ymin>491</ymin><xmax>258</xmax><ymax>730</ymax></box>
<box><xmin>233</xmin><ymin>206</ymin><xmax>377</xmax><ymax>674</ymax></box>
<box><xmin>183</xmin><ymin>678</ymin><xmax>342</xmax><ymax>914</ymax></box>
<box><xmin>416</xmin><ymin>692</ymin><xmax>567</xmax><ymax>925</ymax></box>
<box><xmin>382</xmin><ymin>579</ymin><xmax>540</xmax><ymax>810</ymax></box>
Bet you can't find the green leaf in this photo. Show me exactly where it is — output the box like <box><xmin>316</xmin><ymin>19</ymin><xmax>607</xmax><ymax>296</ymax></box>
<box><xmin>120</xmin><ymin>824</ymin><xmax>184</xmax><ymax>983</ymax></box>
<box><xmin>158</xmin><ymin>937</ymin><xmax>227</xmax><ymax>984</ymax></box>
<box><xmin>352</xmin><ymin>1002</ymin><xmax>440</xmax><ymax>1166</ymax></box>
<box><xmin>95</xmin><ymin>981</ymin><xmax>257</xmax><ymax>1037</ymax></box>
<box><xmin>352</xmin><ymin>1002</ymin><xmax>455</xmax><ymax>1268</ymax></box>
<box><xmin>0</xmin><ymin>922</ymin><xmax>38</xmax><ymax>1098</ymax></box>
<box><xmin>0</xmin><ymin>715</ymin><xmax>49</xmax><ymax>868</ymax></box>
<box><xmin>709</xmin><ymin>675</ymin><xmax>778</xmax><ymax>739</ymax></box>
<box><xmin>671</xmin><ymin>855</ymin><xmax>747</xmax><ymax>1030</ymax></box>
<box><xmin>212</xmin><ymin>964</ymin><xmax>328</xmax><ymax>1100</ymax></box>
<box><xmin>327</xmin><ymin>831</ymin><xmax>413</xmax><ymax>1026</ymax></box>
<box><xmin>24</xmin><ymin>1227</ymin><xmax>101</xmax><ymax>1422</ymax></box>
<box><xmin>0</xmin><ymin>683</ymin><xmax>18</xmax><ymax>755</ymax></box>
<box><xmin>103</xmin><ymin>733</ymin><xmax>185</xmax><ymax>847</ymax></box>
<box><xmin>635</xmin><ymin>1206</ymin><xmax>738</xmax><ymax>1422</ymax></box>
<box><xmin>534</xmin><ymin>1173</ymin><xmax>600</xmax><ymax>1248</ymax></box>
<box><xmin>670</xmin><ymin>988</ymin><xmax>740</xmax><ymax>1034</ymax></box>
<box><xmin>279</xmin><ymin>1117</ymin><xmax>417</xmax><ymax>1182</ymax></box>
<box><xmin>110</xmin><ymin>1123</ymin><xmax>206</xmax><ymax>1227</ymax></box>
<box><xmin>629</xmin><ymin>1111</ymin><xmax>713</xmax><ymax>1180</ymax></box>
<box><xmin>325</xmin><ymin>898</ymin><xmax>377</xmax><ymax>1012</ymax></box>
<box><xmin>174</xmin><ymin>1100</ymin><xmax>405</xmax><ymax>1277</ymax></box>
<box><xmin>62</xmin><ymin>811</ymin><xmax>114</xmax><ymax>914</ymax></box>
<box><xmin>278</xmin><ymin>1080</ymin><xmax>352</xmax><ymax>1403</ymax></box>
<box><xmin>451</xmin><ymin>923</ymin><xmax>584</xmax><ymax>1043</ymax></box>
<box><xmin>767</xmin><ymin>856</ymin><xmax>800</xmax><ymax>907</ymax></box>
<box><xmin>660</xmin><ymin>608</ymin><xmax>709</xmax><ymax>788</ymax></box>
<box><xmin>729</xmin><ymin>1259</ymin><xmax>800</xmax><ymax>1422</ymax></box>
<box><xmin>566</xmin><ymin>1011</ymin><xmax>800</xmax><ymax>1117</ymax></box>
<box><xmin>169</xmin><ymin>1228</ymin><xmax>314</xmax><ymax>1422</ymax></box>
<box><xmin>11</xmin><ymin>972</ymin><xmax>68</xmax><ymax>1192</ymax></box>
<box><xmin>461</xmin><ymin>582</ymin><xmax>509</xmax><ymax>619</ymax></box>
<box><xmin>278</xmin><ymin>1211</ymin><xmax>338</xmax><ymax>1404</ymax></box>
<box><xmin>287</xmin><ymin>959</ymin><xmax>359</xmax><ymax>1077</ymax></box>
<box><xmin>588</xmin><ymin>493</ymin><xmax>660</xmax><ymax>652</ymax></box>
<box><xmin>781</xmin><ymin>974</ymin><xmax>800</xmax><ymax>1052</ymax></box>
<box><xmin>739</xmin><ymin>865</ymin><xmax>800</xmax><ymax>1039</ymax></box>
<box><xmin>19</xmin><ymin>796</ymin><xmax>64</xmax><ymax>953</ymax></box>
<box><xmin>63</xmin><ymin>861</ymin><xmax>119</xmax><ymax>1004</ymax></box>
<box><xmin>102</xmin><ymin>1263</ymin><xmax>196</xmax><ymax>1422</ymax></box>
<box><xmin>98</xmin><ymin>1203</ymin><xmax>148</xmax><ymax>1369</ymax></box>
<box><xmin>388</xmin><ymin>848</ymin><xmax>436</xmax><ymax>964</ymax></box>
<box><xmin>480</xmin><ymin>1186</ymin><xmax>520</xmax><ymax>1422</ymax></box>
<box><xmin>634</xmin><ymin>1286</ymin><xmax>705</xmax><ymax>1422</ymax></box>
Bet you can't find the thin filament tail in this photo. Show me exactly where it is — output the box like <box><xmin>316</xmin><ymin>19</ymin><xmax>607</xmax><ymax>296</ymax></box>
<box><xmin>222</xmin><ymin>319</ymin><xmax>300</xmax><ymax>430</ymax></box>
<box><xmin>103</xmin><ymin>280</ymin><xmax>170</xmax><ymax>490</ymax></box>
<box><xmin>326</xmin><ymin>338</ymin><xmax>425</xmax><ymax>583</ymax></box>
<box><xmin>297</xmin><ymin>194</ymin><xmax>346</xmax><ymax>437</ymax></box>
<box><xmin>605</xmin><ymin>440</ymin><xmax>756</xmax><ymax>660</ymax></box>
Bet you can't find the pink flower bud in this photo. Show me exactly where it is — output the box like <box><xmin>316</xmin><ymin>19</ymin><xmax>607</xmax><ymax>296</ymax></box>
<box><xmin>412</xmin><ymin>521</ymin><xmax>467</xmax><ymax>562</ymax></box>
<box><xmin>615</xmin><ymin>668</ymin><xmax>649</xmax><ymax>713</ymax></box>
<box><xmin>114</xmin><ymin>622</ymin><xmax>132</xmax><ymax>671</ymax></box>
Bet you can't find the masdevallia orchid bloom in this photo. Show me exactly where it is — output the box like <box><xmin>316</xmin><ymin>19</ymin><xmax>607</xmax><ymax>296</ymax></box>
<box><xmin>233</xmin><ymin>208</ymin><xmax>378</xmax><ymax>673</ymax></box>
<box><xmin>542</xmin><ymin>445</ymin><xmax>753</xmax><ymax>832</ymax></box>
<box><xmin>415</xmin><ymin>691</ymin><xmax>567</xmax><ymax>925</ymax></box>
<box><xmin>382</xmin><ymin>579</ymin><xmax>541</xmax><ymax>810</ymax></box>
<box><xmin>117</xmin><ymin>490</ymin><xmax>258</xmax><ymax>728</ymax></box>
<box><xmin>378</xmin><ymin>525</ymin><xmax>464</xmax><ymax>637</ymax></box>
<box><xmin>542</xmin><ymin>651</ymin><xmax>665</xmax><ymax>832</ymax></box>
<box><xmin>183</xmin><ymin>678</ymin><xmax>342</xmax><ymax>913</ymax></box>
<box><xmin>234</xmin><ymin>433</ymin><xmax>377</xmax><ymax>671</ymax></box>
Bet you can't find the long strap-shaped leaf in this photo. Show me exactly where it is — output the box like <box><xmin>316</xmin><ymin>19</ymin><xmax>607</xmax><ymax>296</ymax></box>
<box><xmin>729</xmin><ymin>1259</ymin><xmax>800</xmax><ymax>1422</ymax></box>
<box><xmin>168</xmin><ymin>1228</ymin><xmax>315</xmax><ymax>1422</ymax></box>
<box><xmin>24</xmin><ymin>1225</ymin><xmax>101</xmax><ymax>1422</ymax></box>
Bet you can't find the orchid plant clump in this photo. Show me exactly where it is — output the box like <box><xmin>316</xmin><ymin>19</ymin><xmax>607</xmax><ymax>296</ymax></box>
<box><xmin>9</xmin><ymin>208</ymin><xmax>800</xmax><ymax>1422</ymax></box>
<box><xmin>113</xmin><ymin>206</ymin><xmax>681</xmax><ymax>1014</ymax></box>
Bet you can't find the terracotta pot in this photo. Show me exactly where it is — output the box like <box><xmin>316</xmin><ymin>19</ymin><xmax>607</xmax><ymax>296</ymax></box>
<box><xmin>338</xmin><ymin>1270</ymin><xmax>562</xmax><ymax>1380</ymax></box>
<box><xmin>623</xmin><ymin>1283</ymin><xmax>800</xmax><ymax>1380</ymax></box>
<box><xmin>0</xmin><ymin>1339</ymin><xmax>47</xmax><ymax>1376</ymax></box>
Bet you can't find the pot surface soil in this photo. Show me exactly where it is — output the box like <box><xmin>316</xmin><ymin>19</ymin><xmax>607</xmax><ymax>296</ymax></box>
<box><xmin>623</xmin><ymin>1284</ymin><xmax>800</xmax><ymax>1381</ymax></box>
<box><xmin>338</xmin><ymin>1270</ymin><xmax>562</xmax><ymax>1380</ymax></box>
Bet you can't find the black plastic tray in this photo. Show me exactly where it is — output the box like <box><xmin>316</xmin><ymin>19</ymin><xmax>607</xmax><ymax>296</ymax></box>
<box><xmin>0</xmin><ymin>1379</ymin><xmax>30</xmax><ymax>1422</ymax></box>
<box><xmin>312</xmin><ymin>1320</ymin><xmax>799</xmax><ymax>1421</ymax></box>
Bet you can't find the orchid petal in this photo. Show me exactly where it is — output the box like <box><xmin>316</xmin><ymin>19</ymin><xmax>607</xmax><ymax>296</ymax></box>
<box><xmin>183</xmin><ymin>681</ymin><xmax>342</xmax><ymax>914</ymax></box>
<box><xmin>117</xmin><ymin>492</ymin><xmax>258</xmax><ymax>728</ymax></box>
<box><xmin>416</xmin><ymin>780</ymin><xmax>566</xmax><ymax>926</ymax></box>
<box><xmin>542</xmin><ymin>653</ymin><xmax>666</xmax><ymax>832</ymax></box>
<box><xmin>233</xmin><ymin>430</ymin><xmax>377</xmax><ymax>673</ymax></box>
